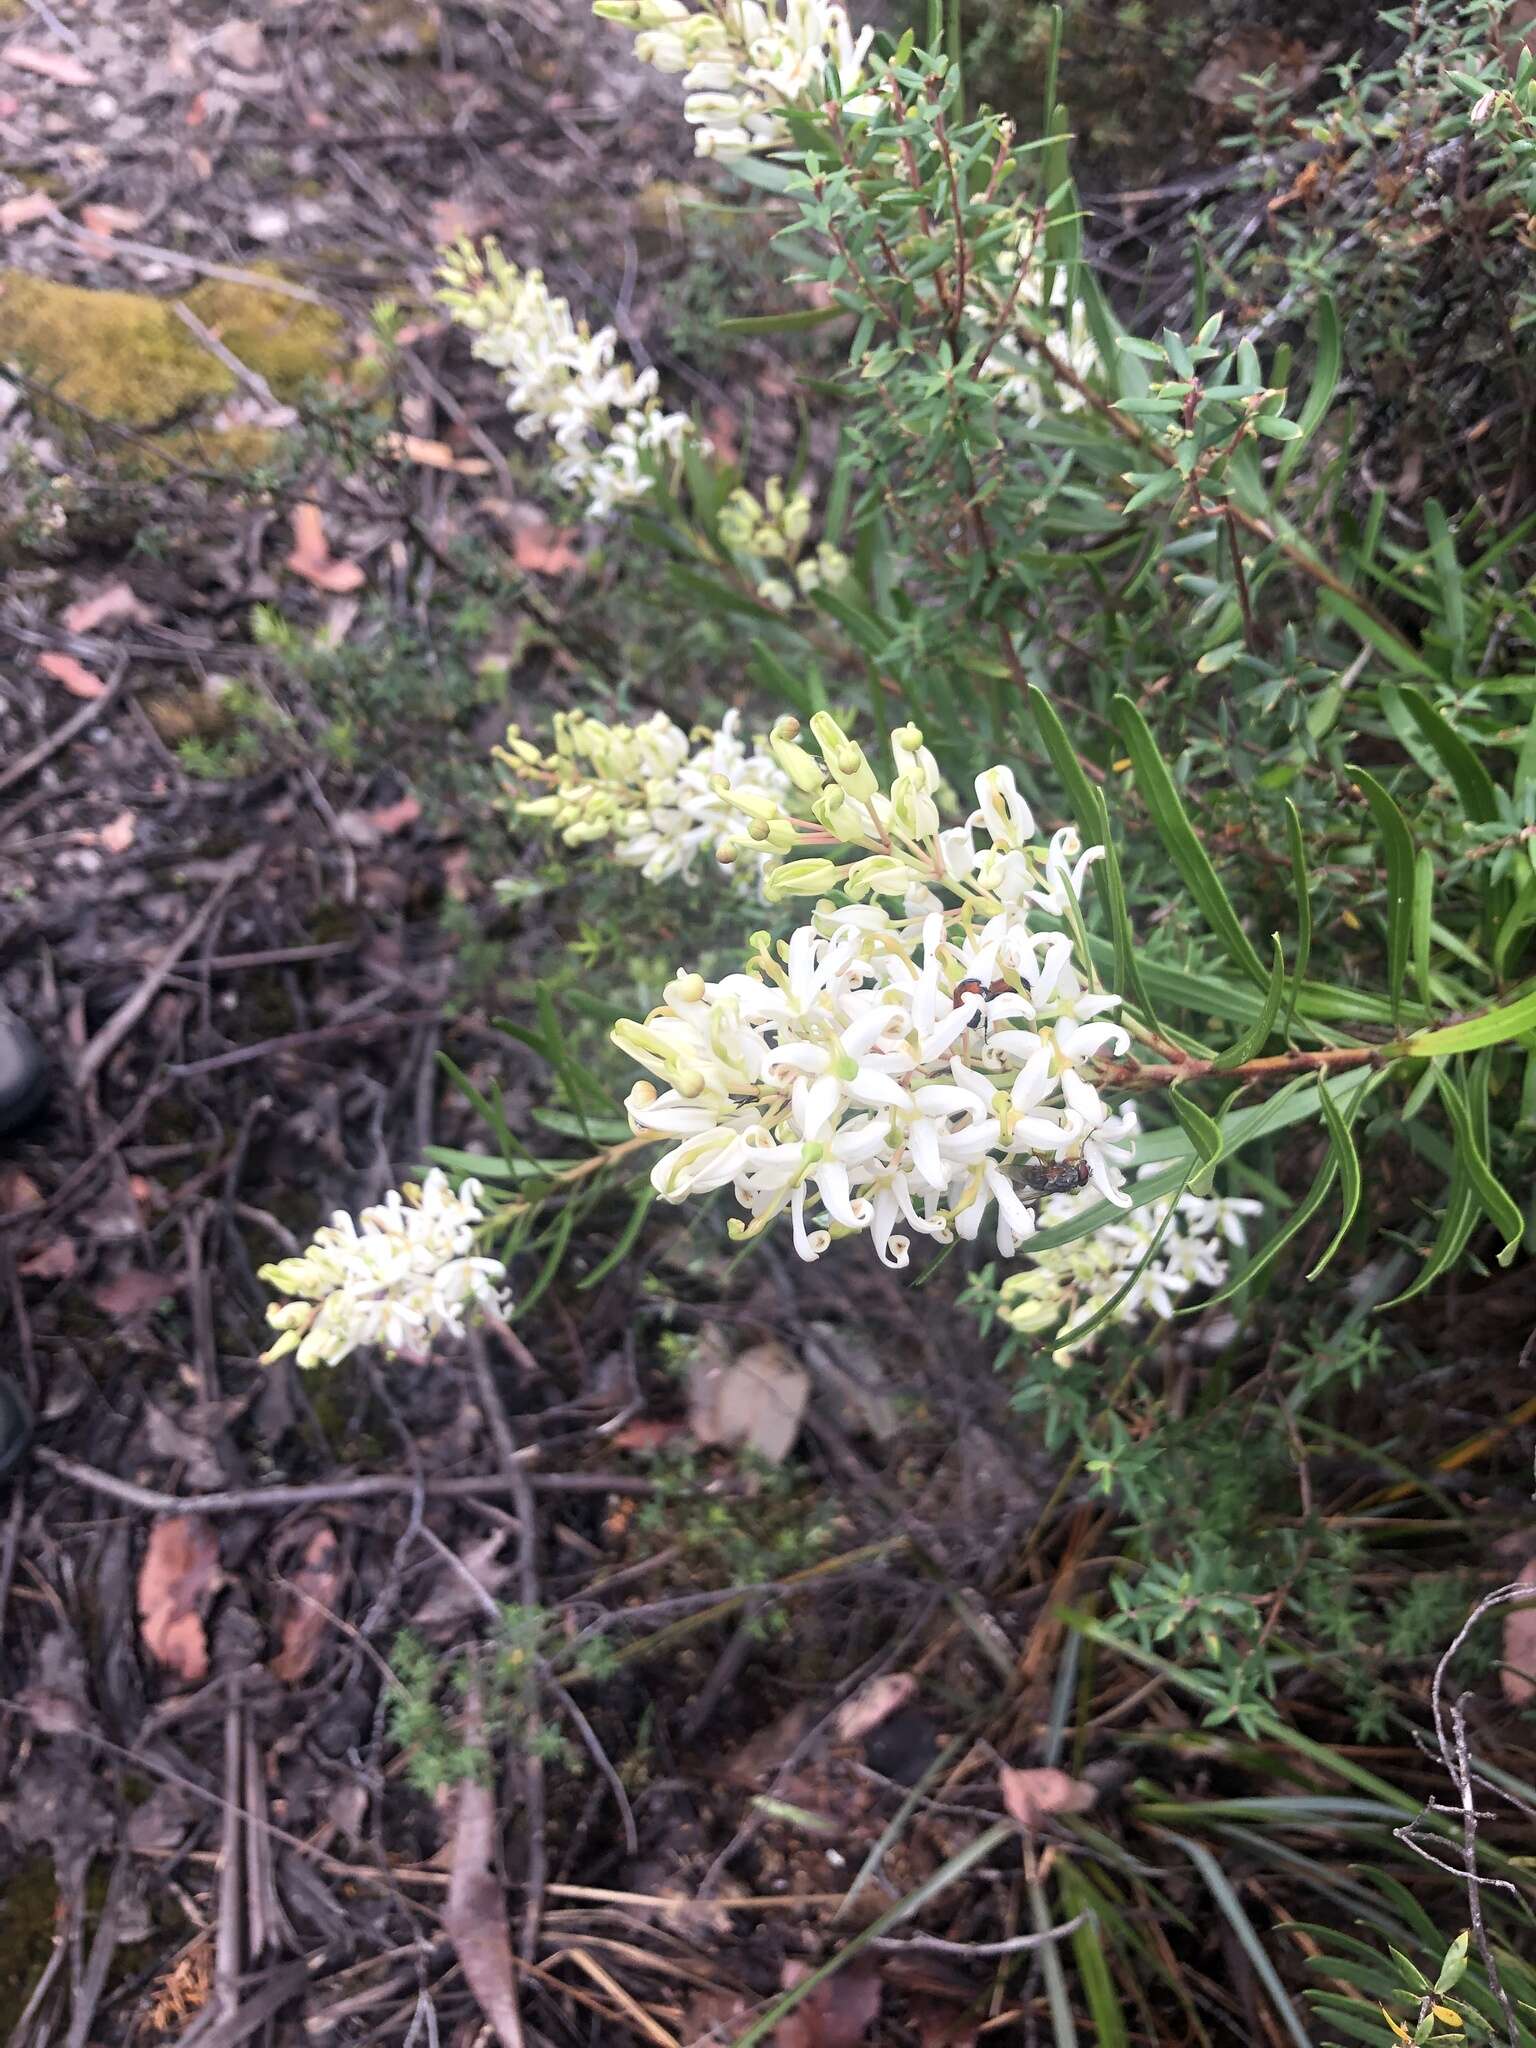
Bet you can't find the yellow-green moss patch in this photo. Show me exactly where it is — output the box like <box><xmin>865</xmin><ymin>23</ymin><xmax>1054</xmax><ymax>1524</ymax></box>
<box><xmin>181</xmin><ymin>275</ymin><xmax>344</xmax><ymax>400</ymax></box>
<box><xmin>0</xmin><ymin>272</ymin><xmax>232</xmax><ymax>431</ymax></box>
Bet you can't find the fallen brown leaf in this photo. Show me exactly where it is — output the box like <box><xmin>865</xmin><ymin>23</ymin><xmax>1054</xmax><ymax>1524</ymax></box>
<box><xmin>512</xmin><ymin>520</ymin><xmax>583</xmax><ymax>575</ymax></box>
<box><xmin>611</xmin><ymin>1417</ymin><xmax>686</xmax><ymax>1452</ymax></box>
<box><xmin>62</xmin><ymin>580</ymin><xmax>149</xmax><ymax>635</ymax></box>
<box><xmin>96</xmin><ymin>809</ymin><xmax>137</xmax><ymax>855</ymax></box>
<box><xmin>0</xmin><ymin>1166</ymin><xmax>41</xmax><ymax>1213</ymax></box>
<box><xmin>19</xmin><ymin>1237</ymin><xmax>75</xmax><ymax>1279</ymax></box>
<box><xmin>3</xmin><ymin>43</ymin><xmax>96</xmax><ymax>86</ymax></box>
<box><xmin>445</xmin><ymin>1766</ymin><xmax>524</xmax><ymax>2048</ymax></box>
<box><xmin>77</xmin><ymin>202</ymin><xmax>145</xmax><ymax>237</ymax></box>
<box><xmin>92</xmin><ymin>1268</ymin><xmax>176</xmax><ymax>1318</ymax></box>
<box><xmin>209</xmin><ymin>17</ymin><xmax>265</xmax><ymax>70</ymax></box>
<box><xmin>1190</xmin><ymin>28</ymin><xmax>1323</xmax><ymax>113</ymax></box>
<box><xmin>38</xmin><ymin>650</ymin><xmax>106</xmax><ymax>699</ymax></box>
<box><xmin>999</xmin><ymin>1764</ymin><xmax>1097</xmax><ymax>1832</ymax></box>
<box><xmin>835</xmin><ymin>1673</ymin><xmax>918</xmax><ymax>1745</ymax></box>
<box><xmin>428</xmin><ymin>194</ymin><xmax>500</xmax><ymax>246</ymax></box>
<box><xmin>137</xmin><ymin>1516</ymin><xmax>223</xmax><ymax>1683</ymax></box>
<box><xmin>412</xmin><ymin>1533</ymin><xmax>512</xmax><ymax>1628</ymax></box>
<box><xmin>271</xmin><ymin>1524</ymin><xmax>346</xmax><ymax>1684</ymax></box>
<box><xmin>368</xmin><ymin>792</ymin><xmax>421</xmax><ymax>838</ymax></box>
<box><xmin>0</xmin><ymin>189</ymin><xmax>54</xmax><ymax>233</ymax></box>
<box><xmin>689</xmin><ymin>1335</ymin><xmax>809</xmax><ymax>1465</ymax></box>
<box><xmin>1501</xmin><ymin>1559</ymin><xmax>1536</xmax><ymax>1706</ymax></box>
<box><xmin>285</xmin><ymin>502</ymin><xmax>366</xmax><ymax>594</ymax></box>
<box><xmin>775</xmin><ymin>1959</ymin><xmax>881</xmax><ymax>2048</ymax></box>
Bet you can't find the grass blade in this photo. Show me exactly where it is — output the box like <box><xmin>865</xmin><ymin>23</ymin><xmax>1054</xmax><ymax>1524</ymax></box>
<box><xmin>1165</xmin><ymin>1834</ymin><xmax>1316</xmax><ymax>2048</ymax></box>
<box><xmin>1348</xmin><ymin>766</ymin><xmax>1416</xmax><ymax>1025</ymax></box>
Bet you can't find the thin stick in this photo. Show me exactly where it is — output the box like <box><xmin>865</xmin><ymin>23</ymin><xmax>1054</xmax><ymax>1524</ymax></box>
<box><xmin>32</xmin><ymin>1444</ymin><xmax>654</xmax><ymax>1512</ymax></box>
<box><xmin>0</xmin><ymin>658</ymin><xmax>133</xmax><ymax>799</ymax></box>
<box><xmin>76</xmin><ymin>846</ymin><xmax>261</xmax><ymax>1087</ymax></box>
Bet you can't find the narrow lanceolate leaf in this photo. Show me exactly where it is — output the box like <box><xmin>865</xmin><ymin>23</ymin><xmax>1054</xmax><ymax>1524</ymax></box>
<box><xmin>1168</xmin><ymin>1078</ymin><xmax>1224</xmax><ymax>1195</ymax></box>
<box><xmin>1028</xmin><ymin>683</ymin><xmax>1155</xmax><ymax>1024</ymax></box>
<box><xmin>1411</xmin><ymin>846</ymin><xmax>1436</xmax><ymax>1011</ymax></box>
<box><xmin>1307</xmin><ymin>1075</ymin><xmax>1369</xmax><ymax>1279</ymax></box>
<box><xmin>1283</xmin><ymin>799</ymin><xmax>1312</xmax><ymax>1036</ymax></box>
<box><xmin>1169</xmin><ymin>1835</ymin><xmax>1316</xmax><ymax>2048</ymax></box>
<box><xmin>1275</xmin><ymin>293</ymin><xmax>1339</xmax><ymax>489</ymax></box>
<box><xmin>1398</xmin><ymin>980</ymin><xmax>1536</xmax><ymax>1055</ymax></box>
<box><xmin>1381</xmin><ymin>1144</ymin><xmax>1478</xmax><ymax>1307</ymax></box>
<box><xmin>1112</xmin><ymin>695</ymin><xmax>1269</xmax><ymax>989</ymax></box>
<box><xmin>1436</xmin><ymin>1066</ymin><xmax>1524</xmax><ymax>1264</ymax></box>
<box><xmin>1214</xmin><ymin>935</ymin><xmax>1286</xmax><ymax>1068</ymax></box>
<box><xmin>1390</xmin><ymin>685</ymin><xmax>1500</xmax><ymax>821</ymax></box>
<box><xmin>1348</xmin><ymin>766</ymin><xmax>1416</xmax><ymax>1026</ymax></box>
<box><xmin>1423</xmin><ymin>499</ymin><xmax>1467</xmax><ymax>668</ymax></box>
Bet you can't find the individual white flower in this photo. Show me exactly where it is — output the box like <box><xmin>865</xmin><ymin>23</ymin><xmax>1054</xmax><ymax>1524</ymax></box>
<box><xmin>259</xmin><ymin>1170</ymin><xmax>509</xmax><ymax>1369</ymax></box>
<box><xmin>437</xmin><ymin>241</ymin><xmax>692</xmax><ymax>521</ymax></box>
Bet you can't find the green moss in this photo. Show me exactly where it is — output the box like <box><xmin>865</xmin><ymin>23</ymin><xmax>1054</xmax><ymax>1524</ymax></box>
<box><xmin>0</xmin><ymin>272</ymin><xmax>231</xmax><ymax>431</ymax></box>
<box><xmin>0</xmin><ymin>1859</ymin><xmax>58</xmax><ymax>2034</ymax></box>
<box><xmin>182</xmin><ymin>276</ymin><xmax>344</xmax><ymax>400</ymax></box>
<box><xmin>0</xmin><ymin>271</ymin><xmax>343</xmax><ymax>458</ymax></box>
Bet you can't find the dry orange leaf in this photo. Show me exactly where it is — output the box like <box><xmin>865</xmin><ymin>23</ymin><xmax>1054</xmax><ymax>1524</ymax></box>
<box><xmin>285</xmin><ymin>502</ymin><xmax>366</xmax><ymax>594</ymax></box>
<box><xmin>38</xmin><ymin>650</ymin><xmax>106</xmax><ymax>698</ymax></box>
<box><xmin>3</xmin><ymin>42</ymin><xmax>96</xmax><ymax>86</ymax></box>
<box><xmin>62</xmin><ymin>580</ymin><xmax>150</xmax><ymax>635</ymax></box>
<box><xmin>93</xmin><ymin>1267</ymin><xmax>175</xmax><ymax>1317</ymax></box>
<box><xmin>97</xmin><ymin>809</ymin><xmax>137</xmax><ymax>855</ymax></box>
<box><xmin>137</xmin><ymin>1516</ymin><xmax>223</xmax><ymax>1683</ymax></box>
<box><xmin>834</xmin><ymin>1672</ymin><xmax>918</xmax><ymax>1745</ymax></box>
<box><xmin>999</xmin><ymin>1764</ymin><xmax>1098</xmax><ymax>1831</ymax></box>
<box><xmin>0</xmin><ymin>189</ymin><xmax>54</xmax><ymax>232</ymax></box>
<box><xmin>368</xmin><ymin>792</ymin><xmax>421</xmax><ymax>838</ymax></box>
<box><xmin>78</xmin><ymin>202</ymin><xmax>145</xmax><ymax>238</ymax></box>
<box><xmin>1502</xmin><ymin>1559</ymin><xmax>1536</xmax><ymax>1706</ymax></box>
<box><xmin>19</xmin><ymin>1236</ymin><xmax>75</xmax><ymax>1279</ymax></box>
<box><xmin>271</xmin><ymin>1525</ymin><xmax>345</xmax><ymax>1684</ymax></box>
<box><xmin>512</xmin><ymin>521</ymin><xmax>583</xmax><ymax>575</ymax></box>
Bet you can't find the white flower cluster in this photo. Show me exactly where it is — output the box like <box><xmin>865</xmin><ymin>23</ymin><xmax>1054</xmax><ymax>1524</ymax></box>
<box><xmin>718</xmin><ymin>478</ymin><xmax>852</xmax><ymax>610</ymax></box>
<box><xmin>594</xmin><ymin>0</ymin><xmax>876</xmax><ymax>158</ymax></box>
<box><xmin>497</xmin><ymin>707</ymin><xmax>791</xmax><ymax>888</ymax></box>
<box><xmin>999</xmin><ymin>1182</ymin><xmax>1262</xmax><ymax>1355</ymax></box>
<box><xmin>437</xmin><ymin>240</ymin><xmax>692</xmax><ymax>519</ymax></box>
<box><xmin>614</xmin><ymin>716</ymin><xmax>1141</xmax><ymax>1268</ymax></box>
<box><xmin>260</xmin><ymin>1170</ymin><xmax>508</xmax><ymax>1369</ymax></box>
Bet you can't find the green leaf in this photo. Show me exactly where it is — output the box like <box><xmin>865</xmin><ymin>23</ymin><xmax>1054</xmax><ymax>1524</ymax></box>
<box><xmin>1380</xmin><ymin>1144</ymin><xmax>1478</xmax><ymax>1307</ymax></box>
<box><xmin>1318</xmin><ymin>589</ymin><xmax>1437</xmax><ymax>677</ymax></box>
<box><xmin>1275</xmin><ymin>293</ymin><xmax>1339</xmax><ymax>488</ymax></box>
<box><xmin>1214</xmin><ymin>935</ymin><xmax>1286</xmax><ymax>1068</ymax></box>
<box><xmin>1436</xmin><ymin>1064</ymin><xmax>1524</xmax><ymax>1262</ymax></box>
<box><xmin>717</xmin><ymin>305</ymin><xmax>849</xmax><ymax>336</ymax></box>
<box><xmin>1390</xmin><ymin>685</ymin><xmax>1500</xmax><ymax>820</ymax></box>
<box><xmin>1348</xmin><ymin>765</ymin><xmax>1416</xmax><ymax>1025</ymax></box>
<box><xmin>1113</xmin><ymin>694</ymin><xmax>1269</xmax><ymax>988</ymax></box>
<box><xmin>1307</xmin><ymin>1076</ymin><xmax>1365</xmax><ymax>1279</ymax></box>
<box><xmin>1168</xmin><ymin>1835</ymin><xmax>1316</xmax><ymax>2048</ymax></box>
<box><xmin>1398</xmin><ymin>980</ymin><xmax>1536</xmax><ymax>1055</ymax></box>
<box><xmin>1283</xmin><ymin>799</ymin><xmax>1312</xmax><ymax>1036</ymax></box>
<box><xmin>1423</xmin><ymin>499</ymin><xmax>1467</xmax><ymax>666</ymax></box>
<box><xmin>1053</xmin><ymin>1164</ymin><xmax>1197</xmax><ymax>1356</ymax></box>
<box><xmin>1169</xmin><ymin>1077</ymin><xmax>1224</xmax><ymax>1194</ymax></box>
<box><xmin>511</xmin><ymin>1202</ymin><xmax>577</xmax><ymax>1320</ymax></box>
<box><xmin>578</xmin><ymin>1186</ymin><xmax>656</xmax><ymax>1288</ymax></box>
<box><xmin>1410</xmin><ymin>844</ymin><xmax>1436</xmax><ymax>1011</ymax></box>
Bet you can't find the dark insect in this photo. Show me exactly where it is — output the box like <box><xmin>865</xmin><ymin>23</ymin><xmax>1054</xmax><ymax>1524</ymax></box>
<box><xmin>1020</xmin><ymin>1156</ymin><xmax>1092</xmax><ymax>1196</ymax></box>
<box><xmin>952</xmin><ymin>976</ymin><xmax>1010</xmax><ymax>1009</ymax></box>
